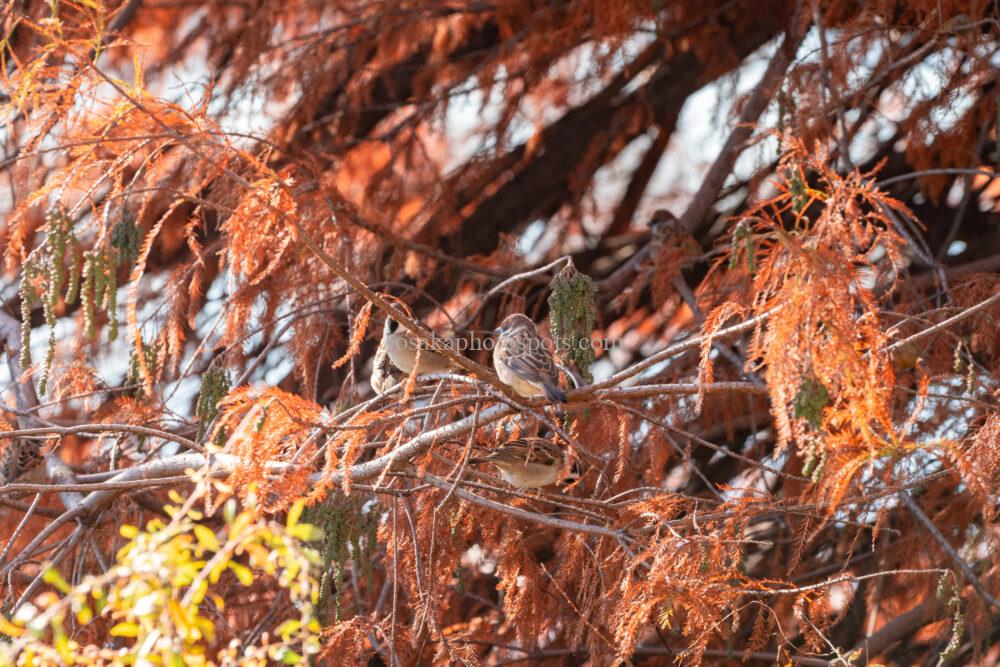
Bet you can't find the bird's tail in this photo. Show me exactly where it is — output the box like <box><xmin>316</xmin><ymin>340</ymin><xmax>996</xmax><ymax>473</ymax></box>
<box><xmin>542</xmin><ymin>381</ymin><xmax>568</xmax><ymax>403</ymax></box>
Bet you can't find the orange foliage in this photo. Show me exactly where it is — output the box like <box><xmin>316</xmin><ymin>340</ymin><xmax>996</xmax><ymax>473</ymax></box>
<box><xmin>2</xmin><ymin>0</ymin><xmax>1000</xmax><ymax>663</ymax></box>
<box><xmin>214</xmin><ymin>386</ymin><xmax>329</xmax><ymax>511</ymax></box>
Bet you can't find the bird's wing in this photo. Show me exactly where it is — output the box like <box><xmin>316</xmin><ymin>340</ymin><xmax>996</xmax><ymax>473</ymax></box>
<box><xmin>505</xmin><ymin>331</ymin><xmax>558</xmax><ymax>384</ymax></box>
<box><xmin>516</xmin><ymin>438</ymin><xmax>562</xmax><ymax>466</ymax></box>
<box><xmin>1</xmin><ymin>440</ymin><xmax>43</xmax><ymax>484</ymax></box>
<box><xmin>371</xmin><ymin>341</ymin><xmax>402</xmax><ymax>393</ymax></box>
<box><xmin>373</xmin><ymin>342</ymin><xmax>392</xmax><ymax>375</ymax></box>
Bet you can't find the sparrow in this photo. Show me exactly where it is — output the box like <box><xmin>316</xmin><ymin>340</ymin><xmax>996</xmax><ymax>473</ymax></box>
<box><xmin>647</xmin><ymin>208</ymin><xmax>680</xmax><ymax>243</ymax></box>
<box><xmin>470</xmin><ymin>437</ymin><xmax>580</xmax><ymax>490</ymax></box>
<box><xmin>382</xmin><ymin>315</ymin><xmax>455</xmax><ymax>376</ymax></box>
<box><xmin>0</xmin><ymin>438</ymin><xmax>44</xmax><ymax>485</ymax></box>
<box><xmin>370</xmin><ymin>339</ymin><xmax>404</xmax><ymax>394</ymax></box>
<box><xmin>849</xmin><ymin>241</ymin><xmax>905</xmax><ymax>298</ymax></box>
<box><xmin>493</xmin><ymin>314</ymin><xmax>567</xmax><ymax>402</ymax></box>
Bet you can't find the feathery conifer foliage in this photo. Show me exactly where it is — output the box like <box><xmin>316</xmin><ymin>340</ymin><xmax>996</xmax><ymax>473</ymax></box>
<box><xmin>1</xmin><ymin>0</ymin><xmax>1000</xmax><ymax>664</ymax></box>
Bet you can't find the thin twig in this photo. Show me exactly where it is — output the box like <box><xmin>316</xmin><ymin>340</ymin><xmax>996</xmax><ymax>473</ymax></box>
<box><xmin>900</xmin><ymin>491</ymin><xmax>1000</xmax><ymax>610</ymax></box>
<box><xmin>0</xmin><ymin>424</ymin><xmax>199</xmax><ymax>451</ymax></box>
<box><xmin>0</xmin><ymin>493</ymin><xmax>42</xmax><ymax>565</ymax></box>
<box><xmin>418</xmin><ymin>470</ymin><xmax>625</xmax><ymax>540</ymax></box>
<box><xmin>455</xmin><ymin>255</ymin><xmax>570</xmax><ymax>331</ymax></box>
<box><xmin>886</xmin><ymin>290</ymin><xmax>1000</xmax><ymax>352</ymax></box>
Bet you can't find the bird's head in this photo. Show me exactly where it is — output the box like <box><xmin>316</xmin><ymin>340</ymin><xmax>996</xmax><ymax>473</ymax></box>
<box><xmin>495</xmin><ymin>313</ymin><xmax>535</xmax><ymax>335</ymax></box>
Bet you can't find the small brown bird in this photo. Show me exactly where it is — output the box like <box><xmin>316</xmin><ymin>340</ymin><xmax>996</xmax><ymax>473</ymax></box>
<box><xmin>647</xmin><ymin>208</ymin><xmax>680</xmax><ymax>242</ymax></box>
<box><xmin>0</xmin><ymin>438</ymin><xmax>44</xmax><ymax>485</ymax></box>
<box><xmin>382</xmin><ymin>316</ymin><xmax>455</xmax><ymax>376</ymax></box>
<box><xmin>471</xmin><ymin>437</ymin><xmax>580</xmax><ymax>490</ymax></box>
<box><xmin>370</xmin><ymin>340</ymin><xmax>404</xmax><ymax>394</ymax></box>
<box><xmin>493</xmin><ymin>314</ymin><xmax>567</xmax><ymax>402</ymax></box>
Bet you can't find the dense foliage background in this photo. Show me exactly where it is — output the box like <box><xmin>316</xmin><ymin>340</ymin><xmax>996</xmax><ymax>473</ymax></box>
<box><xmin>1</xmin><ymin>0</ymin><xmax>1000</xmax><ymax>664</ymax></box>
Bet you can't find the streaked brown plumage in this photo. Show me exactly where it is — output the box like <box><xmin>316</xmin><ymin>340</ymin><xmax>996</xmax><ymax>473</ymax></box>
<box><xmin>0</xmin><ymin>438</ymin><xmax>44</xmax><ymax>485</ymax></box>
<box><xmin>493</xmin><ymin>314</ymin><xmax>567</xmax><ymax>402</ymax></box>
<box><xmin>370</xmin><ymin>340</ymin><xmax>404</xmax><ymax>394</ymax></box>
<box><xmin>470</xmin><ymin>437</ymin><xmax>579</xmax><ymax>489</ymax></box>
<box><xmin>382</xmin><ymin>316</ymin><xmax>455</xmax><ymax>376</ymax></box>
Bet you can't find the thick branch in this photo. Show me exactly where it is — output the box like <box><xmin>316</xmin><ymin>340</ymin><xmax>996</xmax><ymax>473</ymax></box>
<box><xmin>451</xmin><ymin>3</ymin><xmax>789</xmax><ymax>259</ymax></box>
<box><xmin>844</xmin><ymin>598</ymin><xmax>941</xmax><ymax>665</ymax></box>
<box><xmin>599</xmin><ymin>25</ymin><xmax>804</xmax><ymax>297</ymax></box>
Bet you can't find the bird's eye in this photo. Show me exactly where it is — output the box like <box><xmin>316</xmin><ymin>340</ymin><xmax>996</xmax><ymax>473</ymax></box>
<box><xmin>386</xmin><ymin>318</ymin><xmax>399</xmax><ymax>333</ymax></box>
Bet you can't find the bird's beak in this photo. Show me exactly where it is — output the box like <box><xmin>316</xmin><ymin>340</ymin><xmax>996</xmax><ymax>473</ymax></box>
<box><xmin>493</xmin><ymin>327</ymin><xmax>501</xmax><ymax>334</ymax></box>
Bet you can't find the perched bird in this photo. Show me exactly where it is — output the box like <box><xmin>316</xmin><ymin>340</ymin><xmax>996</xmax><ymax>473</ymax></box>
<box><xmin>471</xmin><ymin>437</ymin><xmax>580</xmax><ymax>490</ymax></box>
<box><xmin>849</xmin><ymin>241</ymin><xmax>906</xmax><ymax>299</ymax></box>
<box><xmin>647</xmin><ymin>208</ymin><xmax>680</xmax><ymax>243</ymax></box>
<box><xmin>382</xmin><ymin>315</ymin><xmax>455</xmax><ymax>376</ymax></box>
<box><xmin>0</xmin><ymin>438</ymin><xmax>44</xmax><ymax>485</ymax></box>
<box><xmin>493</xmin><ymin>314</ymin><xmax>567</xmax><ymax>402</ymax></box>
<box><xmin>370</xmin><ymin>340</ymin><xmax>404</xmax><ymax>394</ymax></box>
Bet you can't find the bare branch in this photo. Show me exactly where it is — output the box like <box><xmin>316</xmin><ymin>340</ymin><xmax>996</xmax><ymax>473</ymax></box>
<box><xmin>901</xmin><ymin>491</ymin><xmax>1000</xmax><ymax>611</ymax></box>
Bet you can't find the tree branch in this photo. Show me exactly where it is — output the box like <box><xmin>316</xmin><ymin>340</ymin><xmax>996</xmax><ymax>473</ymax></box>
<box><xmin>0</xmin><ymin>311</ymin><xmax>83</xmax><ymax>510</ymax></box>
<box><xmin>900</xmin><ymin>491</ymin><xmax>1000</xmax><ymax>610</ymax></box>
<box><xmin>843</xmin><ymin>598</ymin><xmax>941</xmax><ymax>665</ymax></box>
<box><xmin>599</xmin><ymin>24</ymin><xmax>804</xmax><ymax>297</ymax></box>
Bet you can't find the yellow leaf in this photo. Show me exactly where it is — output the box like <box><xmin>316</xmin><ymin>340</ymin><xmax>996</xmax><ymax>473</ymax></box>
<box><xmin>243</xmin><ymin>542</ymin><xmax>269</xmax><ymax>565</ymax></box>
<box><xmin>228</xmin><ymin>562</ymin><xmax>254</xmax><ymax>586</ymax></box>
<box><xmin>194</xmin><ymin>615</ymin><xmax>215</xmax><ymax>642</ymax></box>
<box><xmin>277</xmin><ymin>648</ymin><xmax>303</xmax><ymax>664</ymax></box>
<box><xmin>193</xmin><ymin>525</ymin><xmax>220</xmax><ymax>552</ymax></box>
<box><xmin>54</xmin><ymin>628</ymin><xmax>72</xmax><ymax>663</ymax></box>
<box><xmin>189</xmin><ymin>579</ymin><xmax>208</xmax><ymax>605</ymax></box>
<box><xmin>286</xmin><ymin>499</ymin><xmax>305</xmax><ymax>530</ymax></box>
<box><xmin>275</xmin><ymin>619</ymin><xmax>301</xmax><ymax>639</ymax></box>
<box><xmin>43</xmin><ymin>568</ymin><xmax>72</xmax><ymax>594</ymax></box>
<box><xmin>230</xmin><ymin>511</ymin><xmax>252</xmax><ymax>539</ymax></box>
<box><xmin>290</xmin><ymin>523</ymin><xmax>323</xmax><ymax>542</ymax></box>
<box><xmin>168</xmin><ymin>599</ymin><xmax>194</xmax><ymax>635</ymax></box>
<box><xmin>119</xmin><ymin>525</ymin><xmax>139</xmax><ymax>539</ymax></box>
<box><xmin>223</xmin><ymin>499</ymin><xmax>237</xmax><ymax>525</ymax></box>
<box><xmin>208</xmin><ymin>560</ymin><xmax>225</xmax><ymax>585</ymax></box>
<box><xmin>0</xmin><ymin>618</ymin><xmax>25</xmax><ymax>637</ymax></box>
<box><xmin>110</xmin><ymin>622</ymin><xmax>140</xmax><ymax>637</ymax></box>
